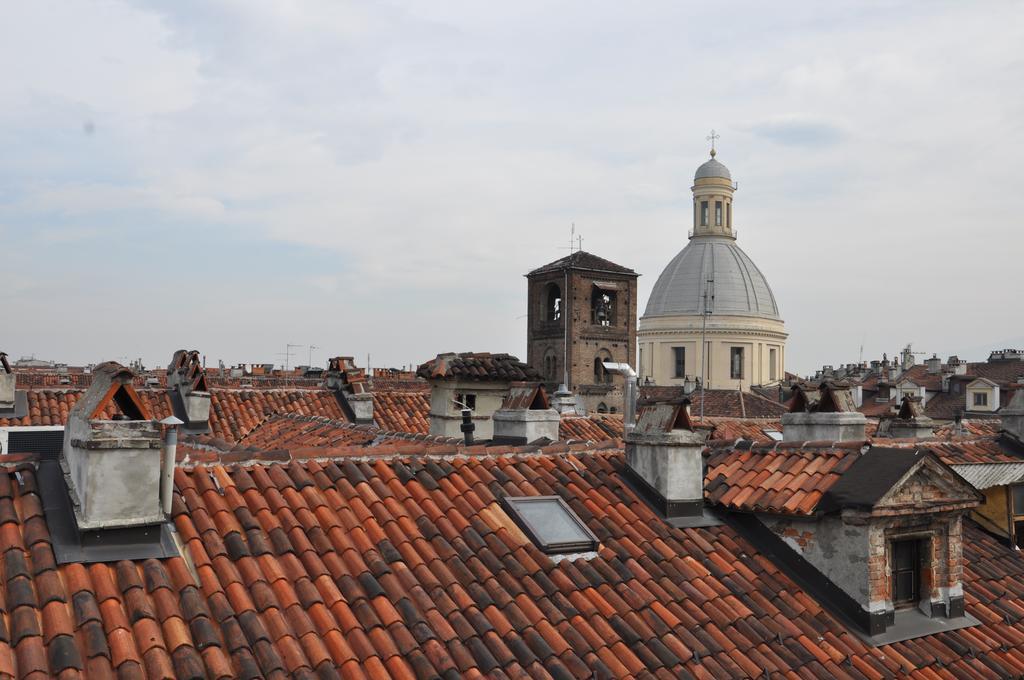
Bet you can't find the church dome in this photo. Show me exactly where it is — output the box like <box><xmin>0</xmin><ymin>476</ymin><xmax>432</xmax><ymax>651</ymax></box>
<box><xmin>643</xmin><ymin>236</ymin><xmax>780</xmax><ymax>320</ymax></box>
<box><xmin>694</xmin><ymin>157</ymin><xmax>731</xmax><ymax>181</ymax></box>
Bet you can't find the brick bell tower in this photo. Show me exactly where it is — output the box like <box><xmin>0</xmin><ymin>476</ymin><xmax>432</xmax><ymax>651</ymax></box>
<box><xmin>526</xmin><ymin>251</ymin><xmax>639</xmax><ymax>414</ymax></box>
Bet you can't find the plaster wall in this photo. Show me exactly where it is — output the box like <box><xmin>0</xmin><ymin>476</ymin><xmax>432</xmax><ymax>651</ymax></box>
<box><xmin>428</xmin><ymin>381</ymin><xmax>510</xmax><ymax>440</ymax></box>
<box><xmin>638</xmin><ymin>313</ymin><xmax>786</xmax><ymax>390</ymax></box>
<box><xmin>781</xmin><ymin>412</ymin><xmax>867</xmax><ymax>442</ymax></box>
<box><xmin>625</xmin><ymin>439</ymin><xmax>704</xmax><ymax>502</ymax></box>
<box><xmin>492</xmin><ymin>408</ymin><xmax>560</xmax><ymax>443</ymax></box>
<box><xmin>0</xmin><ymin>373</ymin><xmax>14</xmax><ymax>408</ymax></box>
<box><xmin>766</xmin><ymin>515</ymin><xmax>871</xmax><ymax>608</ymax></box>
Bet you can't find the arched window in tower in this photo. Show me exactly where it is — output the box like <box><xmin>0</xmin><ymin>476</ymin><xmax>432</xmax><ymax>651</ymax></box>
<box><xmin>715</xmin><ymin>201</ymin><xmax>722</xmax><ymax>226</ymax></box>
<box><xmin>591</xmin><ymin>286</ymin><xmax>616</xmax><ymax>326</ymax></box>
<box><xmin>543</xmin><ymin>348</ymin><xmax>559</xmax><ymax>382</ymax></box>
<box><xmin>544</xmin><ymin>283</ymin><xmax>561</xmax><ymax>321</ymax></box>
<box><xmin>700</xmin><ymin>201</ymin><xmax>709</xmax><ymax>226</ymax></box>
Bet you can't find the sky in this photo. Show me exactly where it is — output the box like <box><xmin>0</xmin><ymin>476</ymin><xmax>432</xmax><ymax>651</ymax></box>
<box><xmin>2</xmin><ymin>1</ymin><xmax>1023</xmax><ymax>376</ymax></box>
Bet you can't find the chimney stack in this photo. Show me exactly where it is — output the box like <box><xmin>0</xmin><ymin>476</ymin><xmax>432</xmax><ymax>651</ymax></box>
<box><xmin>324</xmin><ymin>356</ymin><xmax>374</xmax><ymax>425</ymax></box>
<box><xmin>167</xmin><ymin>350</ymin><xmax>212</xmax><ymax>431</ymax></box>
<box><xmin>782</xmin><ymin>382</ymin><xmax>867</xmax><ymax>442</ymax></box>
<box><xmin>61</xmin><ymin>362</ymin><xmax>165</xmax><ymax>529</ymax></box>
<box><xmin>0</xmin><ymin>351</ymin><xmax>15</xmax><ymax>412</ymax></box>
<box><xmin>926</xmin><ymin>354</ymin><xmax>942</xmax><ymax>374</ymax></box>
<box><xmin>886</xmin><ymin>395</ymin><xmax>935</xmax><ymax>439</ymax></box>
<box><xmin>625</xmin><ymin>399</ymin><xmax>709</xmax><ymax>518</ymax></box>
<box><xmin>492</xmin><ymin>383</ymin><xmax>560</xmax><ymax>444</ymax></box>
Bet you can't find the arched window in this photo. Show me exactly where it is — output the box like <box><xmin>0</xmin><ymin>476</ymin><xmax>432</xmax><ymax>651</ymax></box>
<box><xmin>543</xmin><ymin>349</ymin><xmax>559</xmax><ymax>382</ymax></box>
<box><xmin>597</xmin><ymin>402</ymin><xmax>608</xmax><ymax>414</ymax></box>
<box><xmin>591</xmin><ymin>286</ymin><xmax>616</xmax><ymax>326</ymax></box>
<box><xmin>544</xmin><ymin>283</ymin><xmax>561</xmax><ymax>322</ymax></box>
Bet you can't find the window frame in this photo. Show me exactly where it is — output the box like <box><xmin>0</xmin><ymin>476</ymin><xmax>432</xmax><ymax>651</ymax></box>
<box><xmin>715</xmin><ymin>201</ymin><xmax>722</xmax><ymax>226</ymax></box>
<box><xmin>730</xmin><ymin>347</ymin><xmax>744</xmax><ymax>380</ymax></box>
<box><xmin>501</xmin><ymin>495</ymin><xmax>599</xmax><ymax>554</ymax></box>
<box><xmin>673</xmin><ymin>347</ymin><xmax>686</xmax><ymax>379</ymax></box>
<box><xmin>890</xmin><ymin>538</ymin><xmax>922</xmax><ymax>608</ymax></box>
<box><xmin>700</xmin><ymin>201</ymin><xmax>709</xmax><ymax>226</ymax></box>
<box><xmin>973</xmin><ymin>391</ymin><xmax>988</xmax><ymax>407</ymax></box>
<box><xmin>455</xmin><ymin>393</ymin><xmax>477</xmax><ymax>411</ymax></box>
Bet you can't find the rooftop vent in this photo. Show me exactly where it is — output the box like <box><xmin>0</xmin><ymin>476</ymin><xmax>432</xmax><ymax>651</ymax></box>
<box><xmin>167</xmin><ymin>349</ymin><xmax>211</xmax><ymax>432</ymax></box>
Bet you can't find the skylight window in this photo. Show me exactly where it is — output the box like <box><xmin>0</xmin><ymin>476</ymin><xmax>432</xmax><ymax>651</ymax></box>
<box><xmin>501</xmin><ymin>496</ymin><xmax>598</xmax><ymax>554</ymax></box>
<box><xmin>764</xmin><ymin>429</ymin><xmax>784</xmax><ymax>441</ymax></box>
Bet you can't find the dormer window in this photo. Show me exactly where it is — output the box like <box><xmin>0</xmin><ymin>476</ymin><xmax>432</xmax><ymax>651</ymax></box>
<box><xmin>974</xmin><ymin>392</ymin><xmax>988</xmax><ymax>407</ymax></box>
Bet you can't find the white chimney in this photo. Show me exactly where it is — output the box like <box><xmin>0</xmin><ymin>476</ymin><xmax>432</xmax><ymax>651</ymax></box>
<box><xmin>782</xmin><ymin>382</ymin><xmax>867</xmax><ymax>442</ymax></box>
<box><xmin>0</xmin><ymin>352</ymin><xmax>14</xmax><ymax>411</ymax></box>
<box><xmin>62</xmin><ymin>362</ymin><xmax>164</xmax><ymax>530</ymax></box>
<box><xmin>492</xmin><ymin>384</ymin><xmax>560</xmax><ymax>443</ymax></box>
<box><xmin>167</xmin><ymin>350</ymin><xmax>211</xmax><ymax>429</ymax></box>
<box><xmin>926</xmin><ymin>354</ymin><xmax>942</xmax><ymax>374</ymax></box>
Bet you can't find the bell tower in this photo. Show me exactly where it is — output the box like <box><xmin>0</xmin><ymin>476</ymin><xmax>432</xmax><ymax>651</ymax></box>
<box><xmin>525</xmin><ymin>251</ymin><xmax>639</xmax><ymax>414</ymax></box>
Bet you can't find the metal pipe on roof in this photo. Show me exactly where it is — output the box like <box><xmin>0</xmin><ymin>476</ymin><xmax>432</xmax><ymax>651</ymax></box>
<box><xmin>602</xmin><ymin>362</ymin><xmax>637</xmax><ymax>432</ymax></box>
<box><xmin>160</xmin><ymin>416</ymin><xmax>184</xmax><ymax>516</ymax></box>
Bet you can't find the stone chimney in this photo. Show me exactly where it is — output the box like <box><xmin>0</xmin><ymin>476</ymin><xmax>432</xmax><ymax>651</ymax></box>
<box><xmin>948</xmin><ymin>356</ymin><xmax>967</xmax><ymax>375</ymax></box>
<box><xmin>61</xmin><ymin>362</ymin><xmax>163</xmax><ymax>530</ymax></box>
<box><xmin>324</xmin><ymin>356</ymin><xmax>374</xmax><ymax>425</ymax></box>
<box><xmin>625</xmin><ymin>399</ymin><xmax>708</xmax><ymax>518</ymax></box>
<box><xmin>1003</xmin><ymin>388</ymin><xmax>1024</xmax><ymax>443</ymax></box>
<box><xmin>782</xmin><ymin>382</ymin><xmax>867</xmax><ymax>442</ymax></box>
<box><xmin>886</xmin><ymin>395</ymin><xmax>935</xmax><ymax>439</ymax></box>
<box><xmin>492</xmin><ymin>383</ymin><xmax>560</xmax><ymax>444</ymax></box>
<box><xmin>0</xmin><ymin>352</ymin><xmax>14</xmax><ymax>411</ymax></box>
<box><xmin>167</xmin><ymin>349</ymin><xmax>211</xmax><ymax>431</ymax></box>
<box><xmin>926</xmin><ymin>354</ymin><xmax>942</xmax><ymax>374</ymax></box>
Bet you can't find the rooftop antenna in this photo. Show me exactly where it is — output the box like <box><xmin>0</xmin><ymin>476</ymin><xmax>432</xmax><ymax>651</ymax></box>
<box><xmin>277</xmin><ymin>343</ymin><xmax>302</xmax><ymax>374</ymax></box>
<box><xmin>699</xmin><ymin>275</ymin><xmax>715</xmax><ymax>421</ymax></box>
<box><xmin>308</xmin><ymin>344</ymin><xmax>319</xmax><ymax>368</ymax></box>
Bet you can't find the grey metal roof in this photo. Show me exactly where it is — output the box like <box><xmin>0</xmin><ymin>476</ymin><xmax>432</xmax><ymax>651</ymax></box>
<box><xmin>695</xmin><ymin>158</ymin><xmax>731</xmax><ymax>181</ymax></box>
<box><xmin>642</xmin><ymin>236</ymin><xmax>781</xmax><ymax>320</ymax></box>
<box><xmin>951</xmin><ymin>462</ymin><xmax>1024</xmax><ymax>490</ymax></box>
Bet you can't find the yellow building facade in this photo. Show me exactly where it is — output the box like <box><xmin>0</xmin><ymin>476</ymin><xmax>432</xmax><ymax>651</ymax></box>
<box><xmin>638</xmin><ymin>150</ymin><xmax>787</xmax><ymax>390</ymax></box>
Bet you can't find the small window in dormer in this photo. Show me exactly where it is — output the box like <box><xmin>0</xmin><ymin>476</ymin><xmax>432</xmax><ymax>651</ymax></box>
<box><xmin>973</xmin><ymin>392</ymin><xmax>988</xmax><ymax>407</ymax></box>
<box><xmin>456</xmin><ymin>393</ymin><xmax>476</xmax><ymax>411</ymax></box>
<box><xmin>501</xmin><ymin>496</ymin><xmax>598</xmax><ymax>554</ymax></box>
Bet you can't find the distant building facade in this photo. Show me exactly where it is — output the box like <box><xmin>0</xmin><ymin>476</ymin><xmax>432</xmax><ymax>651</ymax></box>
<box><xmin>639</xmin><ymin>150</ymin><xmax>787</xmax><ymax>390</ymax></box>
<box><xmin>526</xmin><ymin>252</ymin><xmax>639</xmax><ymax>414</ymax></box>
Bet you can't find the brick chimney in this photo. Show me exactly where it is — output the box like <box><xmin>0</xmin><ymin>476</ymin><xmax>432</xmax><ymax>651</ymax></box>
<box><xmin>167</xmin><ymin>349</ymin><xmax>211</xmax><ymax>431</ymax></box>
<box><xmin>61</xmin><ymin>362</ymin><xmax>163</xmax><ymax>529</ymax></box>
<box><xmin>492</xmin><ymin>383</ymin><xmax>560</xmax><ymax>444</ymax></box>
<box><xmin>625</xmin><ymin>399</ymin><xmax>708</xmax><ymax>518</ymax></box>
<box><xmin>782</xmin><ymin>381</ymin><xmax>867</xmax><ymax>442</ymax></box>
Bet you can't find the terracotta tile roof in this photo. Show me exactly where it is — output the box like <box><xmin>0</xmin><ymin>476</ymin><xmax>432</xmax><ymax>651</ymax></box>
<box><xmin>705</xmin><ymin>442</ymin><xmax>864</xmax><ymax>515</ymax></box>
<box><xmin>232</xmin><ymin>414</ymin><xmax>380</xmax><ymax>450</ymax></box>
<box><xmin>924</xmin><ymin>437</ymin><xmax>1024</xmax><ymax>465</ymax></box>
<box><xmin>640</xmin><ymin>388</ymin><xmax>788</xmax><ymax>418</ymax></box>
<box><xmin>0</xmin><ymin>387</ymin><xmax>348</xmax><ymax>445</ymax></box>
<box><xmin>934</xmin><ymin>419</ymin><xmax>1004</xmax><ymax>438</ymax></box>
<box><xmin>558</xmin><ymin>414</ymin><xmax>623</xmax><ymax>442</ymax></box>
<box><xmin>417</xmin><ymin>353</ymin><xmax>541</xmax><ymax>382</ymax></box>
<box><xmin>2</xmin><ymin>444</ymin><xmax>1023</xmax><ymax>678</ymax></box>
<box><xmin>703</xmin><ymin>418</ymin><xmax>782</xmax><ymax>443</ymax></box>
<box><xmin>527</xmin><ymin>250</ymin><xmax>638</xmax><ymax>276</ymax></box>
<box><xmin>372</xmin><ymin>391</ymin><xmax>431</xmax><ymax>434</ymax></box>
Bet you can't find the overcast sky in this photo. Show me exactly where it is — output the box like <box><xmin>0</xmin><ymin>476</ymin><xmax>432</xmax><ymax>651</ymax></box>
<box><xmin>2</xmin><ymin>1</ymin><xmax>1022</xmax><ymax>376</ymax></box>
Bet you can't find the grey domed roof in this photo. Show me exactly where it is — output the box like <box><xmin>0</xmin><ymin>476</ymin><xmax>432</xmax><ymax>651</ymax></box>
<box><xmin>643</xmin><ymin>236</ymin><xmax>781</xmax><ymax>320</ymax></box>
<box><xmin>694</xmin><ymin>157</ymin><xmax>731</xmax><ymax>181</ymax></box>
